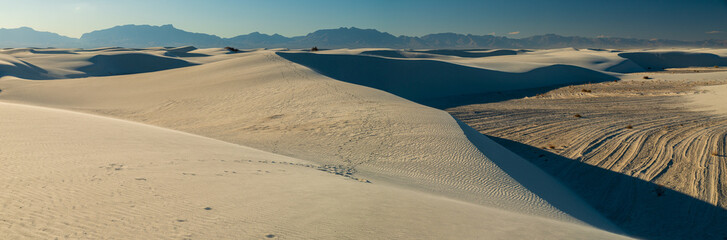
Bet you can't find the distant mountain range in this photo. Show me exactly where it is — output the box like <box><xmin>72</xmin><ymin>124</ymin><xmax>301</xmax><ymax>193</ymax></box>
<box><xmin>0</xmin><ymin>27</ymin><xmax>78</xmax><ymax>48</ymax></box>
<box><xmin>2</xmin><ymin>24</ymin><xmax>726</xmax><ymax>49</ymax></box>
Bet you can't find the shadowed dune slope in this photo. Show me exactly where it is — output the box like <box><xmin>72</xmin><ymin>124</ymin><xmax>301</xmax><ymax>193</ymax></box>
<box><xmin>276</xmin><ymin>52</ymin><xmax>618</xmax><ymax>105</ymax></box>
<box><xmin>360</xmin><ymin>50</ymin><xmax>436</xmax><ymax>58</ymax></box>
<box><xmin>1</xmin><ymin>50</ymin><xmax>199</xmax><ymax>79</ymax></box>
<box><xmin>28</xmin><ymin>49</ymin><xmax>78</xmax><ymax>54</ymax></box>
<box><xmin>618</xmin><ymin>52</ymin><xmax>727</xmax><ymax>69</ymax></box>
<box><xmin>416</xmin><ymin>49</ymin><xmax>521</xmax><ymax>58</ymax></box>
<box><xmin>489</xmin><ymin>136</ymin><xmax>727</xmax><ymax>240</ymax></box>
<box><xmin>0</xmin><ymin>54</ymin><xmax>51</xmax><ymax>79</ymax></box>
<box><xmin>163</xmin><ymin>46</ymin><xmax>211</xmax><ymax>58</ymax></box>
<box><xmin>360</xmin><ymin>49</ymin><xmax>519</xmax><ymax>59</ymax></box>
<box><xmin>72</xmin><ymin>53</ymin><xmax>198</xmax><ymax>77</ymax></box>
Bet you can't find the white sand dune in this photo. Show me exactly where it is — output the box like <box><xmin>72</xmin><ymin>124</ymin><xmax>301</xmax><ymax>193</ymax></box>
<box><xmin>3</xmin><ymin>46</ymin><xmax>727</xmax><ymax>239</ymax></box>
<box><xmin>1</xmin><ymin>102</ymin><xmax>631</xmax><ymax>239</ymax></box>
<box><xmin>0</xmin><ymin>48</ymin><xmax>631</xmax><ymax>239</ymax></box>
<box><xmin>335</xmin><ymin>48</ymin><xmax>727</xmax><ymax>75</ymax></box>
<box><xmin>0</xmin><ymin>47</ymin><xmax>228</xmax><ymax>79</ymax></box>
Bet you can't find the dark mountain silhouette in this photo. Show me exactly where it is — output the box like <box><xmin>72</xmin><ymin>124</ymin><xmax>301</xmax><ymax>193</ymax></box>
<box><xmin>294</xmin><ymin>27</ymin><xmax>403</xmax><ymax>48</ymax></box>
<box><xmin>0</xmin><ymin>27</ymin><xmax>78</xmax><ymax>48</ymax></box>
<box><xmin>227</xmin><ymin>32</ymin><xmax>291</xmax><ymax>48</ymax></box>
<box><xmin>1</xmin><ymin>24</ymin><xmax>726</xmax><ymax>49</ymax></box>
<box><xmin>79</xmin><ymin>24</ymin><xmax>226</xmax><ymax>48</ymax></box>
<box><xmin>419</xmin><ymin>33</ymin><xmax>519</xmax><ymax>49</ymax></box>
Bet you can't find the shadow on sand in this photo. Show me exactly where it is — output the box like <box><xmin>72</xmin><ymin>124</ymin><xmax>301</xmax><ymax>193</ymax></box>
<box><xmin>456</xmin><ymin>121</ymin><xmax>625</xmax><ymax>234</ymax></box>
<box><xmin>617</xmin><ymin>52</ymin><xmax>727</xmax><ymax>70</ymax></box>
<box><xmin>277</xmin><ymin>52</ymin><xmax>617</xmax><ymax>108</ymax></box>
<box><xmin>485</xmin><ymin>135</ymin><xmax>727</xmax><ymax>240</ymax></box>
<box><xmin>69</xmin><ymin>53</ymin><xmax>198</xmax><ymax>77</ymax></box>
<box><xmin>360</xmin><ymin>49</ymin><xmax>523</xmax><ymax>59</ymax></box>
<box><xmin>414</xmin><ymin>49</ymin><xmax>523</xmax><ymax>58</ymax></box>
<box><xmin>29</xmin><ymin>49</ymin><xmax>78</xmax><ymax>55</ymax></box>
<box><xmin>0</xmin><ymin>58</ymin><xmax>51</xmax><ymax>80</ymax></box>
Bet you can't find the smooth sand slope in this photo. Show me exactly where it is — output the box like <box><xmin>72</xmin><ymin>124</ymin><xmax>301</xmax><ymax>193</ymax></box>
<box><xmin>0</xmin><ymin>48</ymin><xmax>631</xmax><ymax>238</ymax></box>
<box><xmin>0</xmin><ymin>102</ymin><xmax>631</xmax><ymax>239</ymax></box>
<box><xmin>691</xmin><ymin>80</ymin><xmax>727</xmax><ymax>115</ymax></box>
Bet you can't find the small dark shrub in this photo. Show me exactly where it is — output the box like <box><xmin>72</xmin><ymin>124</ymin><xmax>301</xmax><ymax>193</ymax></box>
<box><xmin>643</xmin><ymin>76</ymin><xmax>651</xmax><ymax>79</ymax></box>
<box><xmin>574</xmin><ymin>114</ymin><xmax>582</xmax><ymax>118</ymax></box>
<box><xmin>581</xmin><ymin>89</ymin><xmax>592</xmax><ymax>93</ymax></box>
<box><xmin>625</xmin><ymin>125</ymin><xmax>633</xmax><ymax>129</ymax></box>
<box><xmin>311</xmin><ymin>46</ymin><xmax>319</xmax><ymax>51</ymax></box>
<box><xmin>655</xmin><ymin>186</ymin><xmax>665</xmax><ymax>197</ymax></box>
<box><xmin>224</xmin><ymin>46</ymin><xmax>240</xmax><ymax>52</ymax></box>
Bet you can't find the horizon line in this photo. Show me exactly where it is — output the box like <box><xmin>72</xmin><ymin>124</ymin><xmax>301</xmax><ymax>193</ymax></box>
<box><xmin>2</xmin><ymin>24</ymin><xmax>726</xmax><ymax>42</ymax></box>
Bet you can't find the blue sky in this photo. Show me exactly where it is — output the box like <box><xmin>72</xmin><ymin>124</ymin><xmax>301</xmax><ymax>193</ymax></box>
<box><xmin>1</xmin><ymin>0</ymin><xmax>726</xmax><ymax>40</ymax></box>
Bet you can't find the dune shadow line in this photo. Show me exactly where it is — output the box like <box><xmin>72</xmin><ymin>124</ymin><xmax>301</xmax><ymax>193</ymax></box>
<box><xmin>360</xmin><ymin>49</ymin><xmax>522</xmax><ymax>59</ymax></box>
<box><xmin>69</xmin><ymin>53</ymin><xmax>198</xmax><ymax>77</ymax></box>
<box><xmin>276</xmin><ymin>52</ymin><xmax>617</xmax><ymax>108</ymax></box>
<box><xmin>413</xmin><ymin>49</ymin><xmax>522</xmax><ymax>58</ymax></box>
<box><xmin>456</xmin><ymin>121</ymin><xmax>625</xmax><ymax>235</ymax></box>
<box><xmin>0</xmin><ymin>58</ymin><xmax>51</xmax><ymax>80</ymax></box>
<box><xmin>617</xmin><ymin>52</ymin><xmax>727</xmax><ymax>71</ymax></box>
<box><xmin>486</xmin><ymin>135</ymin><xmax>727</xmax><ymax>240</ymax></box>
<box><xmin>29</xmin><ymin>49</ymin><xmax>78</xmax><ymax>55</ymax></box>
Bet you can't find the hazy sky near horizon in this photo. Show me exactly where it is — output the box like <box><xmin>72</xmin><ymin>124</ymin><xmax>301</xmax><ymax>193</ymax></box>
<box><xmin>1</xmin><ymin>0</ymin><xmax>726</xmax><ymax>40</ymax></box>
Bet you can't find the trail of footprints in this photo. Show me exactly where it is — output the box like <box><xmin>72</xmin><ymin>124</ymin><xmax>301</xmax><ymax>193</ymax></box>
<box><xmin>105</xmin><ymin>159</ymin><xmax>371</xmax><ymax>183</ymax></box>
<box><xmin>249</xmin><ymin>159</ymin><xmax>372</xmax><ymax>183</ymax></box>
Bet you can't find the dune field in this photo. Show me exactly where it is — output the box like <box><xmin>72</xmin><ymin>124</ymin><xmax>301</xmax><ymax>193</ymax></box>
<box><xmin>1</xmin><ymin>46</ymin><xmax>726</xmax><ymax>239</ymax></box>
